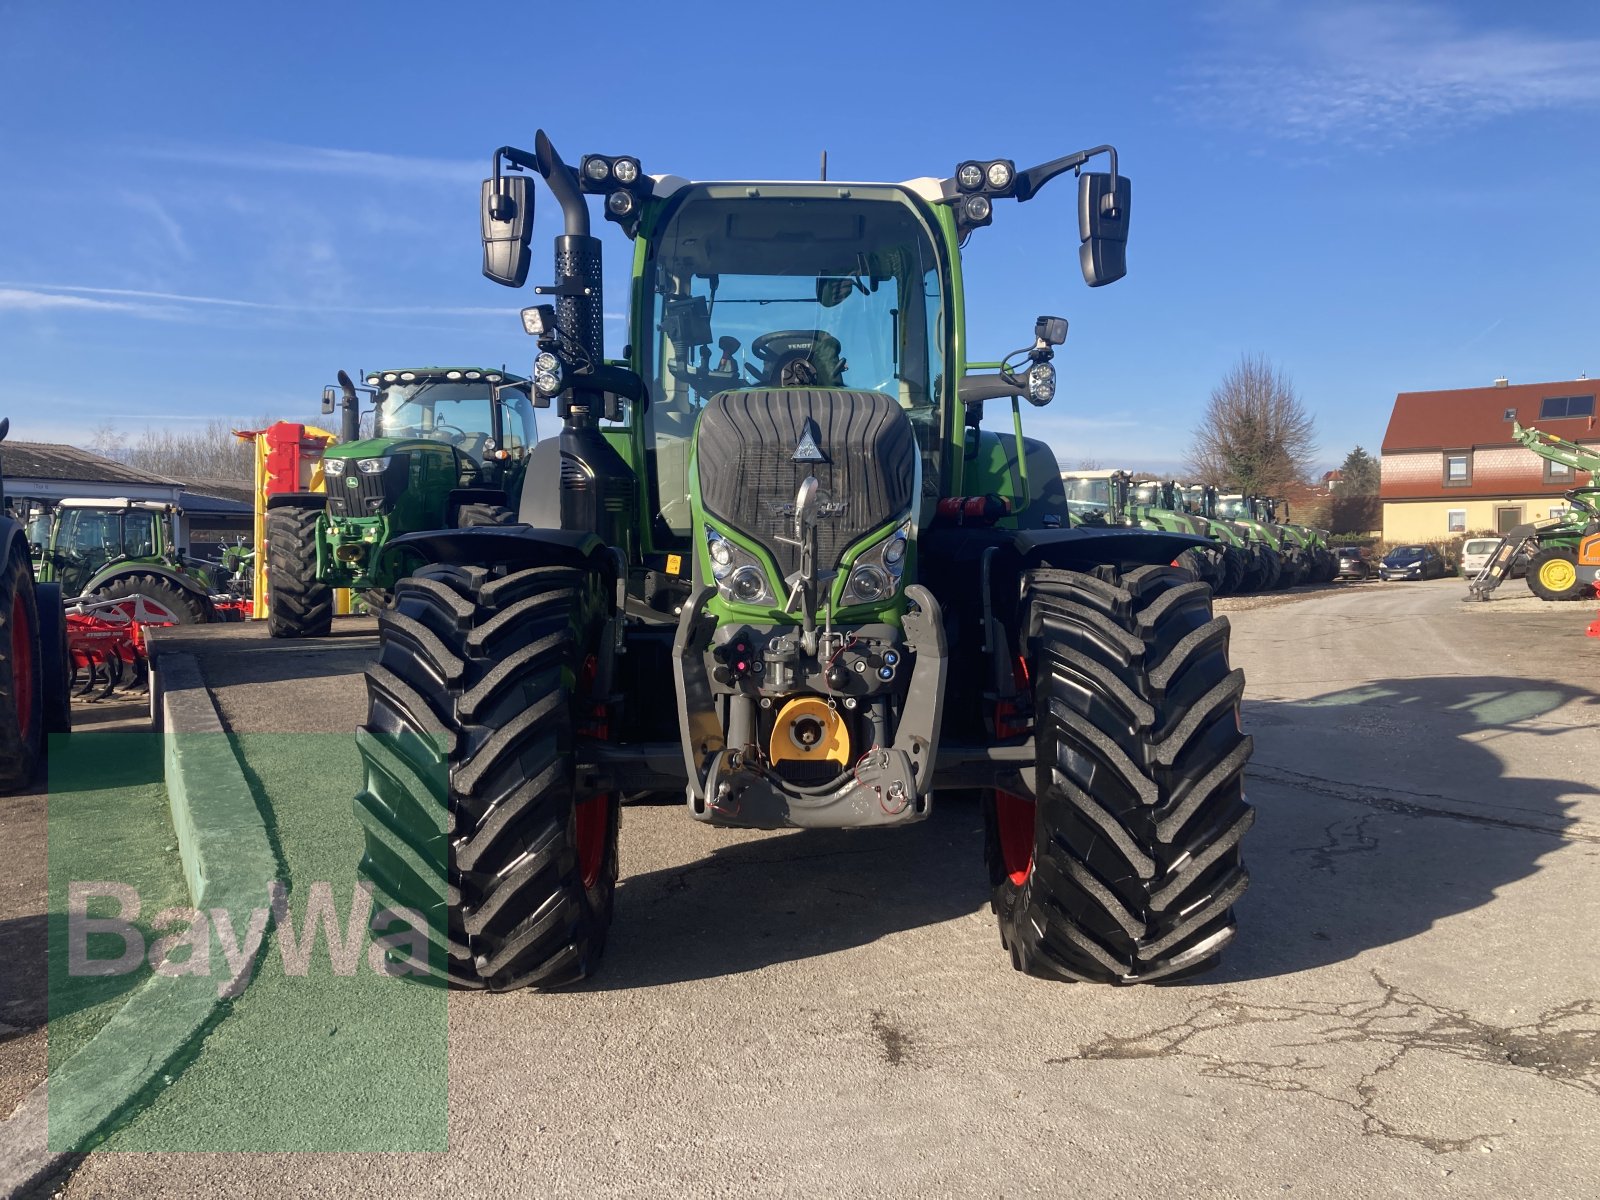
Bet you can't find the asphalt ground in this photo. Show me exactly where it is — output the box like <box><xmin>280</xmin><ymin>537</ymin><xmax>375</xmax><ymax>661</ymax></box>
<box><xmin>53</xmin><ymin>582</ymin><xmax>1600</xmax><ymax>1197</ymax></box>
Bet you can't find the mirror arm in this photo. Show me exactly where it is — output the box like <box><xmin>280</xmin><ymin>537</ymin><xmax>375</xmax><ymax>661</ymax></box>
<box><xmin>1014</xmin><ymin>144</ymin><xmax>1118</xmax><ymax>208</ymax></box>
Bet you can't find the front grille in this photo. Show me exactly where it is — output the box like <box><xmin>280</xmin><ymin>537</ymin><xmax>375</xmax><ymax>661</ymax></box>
<box><xmin>326</xmin><ymin>456</ymin><xmax>407</xmax><ymax>518</ymax></box>
<box><xmin>696</xmin><ymin>389</ymin><xmax>917</xmax><ymax>577</ymax></box>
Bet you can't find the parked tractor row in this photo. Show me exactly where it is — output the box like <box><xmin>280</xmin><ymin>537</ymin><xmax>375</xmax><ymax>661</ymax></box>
<box><xmin>1060</xmin><ymin>470</ymin><xmax>1339</xmax><ymax>595</ymax></box>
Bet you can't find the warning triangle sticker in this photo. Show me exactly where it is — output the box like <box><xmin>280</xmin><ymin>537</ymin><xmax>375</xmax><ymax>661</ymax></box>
<box><xmin>792</xmin><ymin>421</ymin><xmax>827</xmax><ymax>464</ymax></box>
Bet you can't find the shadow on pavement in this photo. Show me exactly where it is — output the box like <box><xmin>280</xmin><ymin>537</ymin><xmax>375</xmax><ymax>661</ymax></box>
<box><xmin>1219</xmin><ymin>674</ymin><xmax>1599</xmax><ymax>983</ymax></box>
<box><xmin>590</xmin><ymin>798</ymin><xmax>989</xmax><ymax>990</ymax></box>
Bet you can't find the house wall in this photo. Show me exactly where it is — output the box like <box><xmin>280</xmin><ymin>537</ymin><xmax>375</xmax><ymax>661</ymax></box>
<box><xmin>1382</xmin><ymin>496</ymin><xmax>1577</xmax><ymax>541</ymax></box>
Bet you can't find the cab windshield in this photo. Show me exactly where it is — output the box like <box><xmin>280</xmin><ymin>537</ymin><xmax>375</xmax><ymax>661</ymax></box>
<box><xmin>643</xmin><ymin>187</ymin><xmax>947</xmax><ymax>538</ymax></box>
<box><xmin>1063</xmin><ymin>477</ymin><xmax>1113</xmax><ymax>520</ymax></box>
<box><xmin>375</xmin><ymin>379</ymin><xmax>537</xmax><ymax>461</ymax></box>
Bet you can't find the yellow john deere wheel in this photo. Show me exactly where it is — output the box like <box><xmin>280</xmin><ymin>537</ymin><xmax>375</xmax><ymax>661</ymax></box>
<box><xmin>1539</xmin><ymin>556</ymin><xmax>1577</xmax><ymax>593</ymax></box>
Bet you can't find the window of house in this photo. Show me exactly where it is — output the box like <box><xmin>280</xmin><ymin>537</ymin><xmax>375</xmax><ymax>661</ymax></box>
<box><xmin>1503</xmin><ymin>407</ymin><xmax>1517</xmax><ymax>421</ymax></box>
<box><xmin>1549</xmin><ymin>505</ymin><xmax>1568</xmax><ymax>520</ymax></box>
<box><xmin>1447</xmin><ymin>509</ymin><xmax>1466</xmax><ymax>533</ymax></box>
<box><xmin>1538</xmin><ymin>395</ymin><xmax>1596</xmax><ymax>420</ymax></box>
<box><xmin>1545</xmin><ymin>458</ymin><xmax>1573</xmax><ymax>483</ymax></box>
<box><xmin>1443</xmin><ymin>452</ymin><xmax>1471</xmax><ymax>486</ymax></box>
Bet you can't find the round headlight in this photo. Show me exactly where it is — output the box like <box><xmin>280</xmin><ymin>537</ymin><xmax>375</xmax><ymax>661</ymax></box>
<box><xmin>606</xmin><ymin>190</ymin><xmax>635</xmax><ymax>216</ymax></box>
<box><xmin>730</xmin><ymin>565</ymin><xmax>767</xmax><ymax>604</ymax></box>
<box><xmin>399</xmin><ymin>372</ymin><xmax>415</xmax><ymax>381</ymax></box>
<box><xmin>986</xmin><ymin>161</ymin><xmax>1013</xmax><ymax>190</ymax></box>
<box><xmin>365</xmin><ymin>375</ymin><xmax>380</xmax><ymax>385</ymax></box>
<box><xmin>534</xmin><ymin>371</ymin><xmax>561</xmax><ymax>397</ymax></box>
<box><xmin>583</xmin><ymin>156</ymin><xmax>611</xmax><ymax>182</ymax></box>
<box><xmin>534</xmin><ymin>352</ymin><xmax>560</xmax><ymax>374</ymax></box>
<box><xmin>957</xmin><ymin>163</ymin><xmax>984</xmax><ymax>191</ymax></box>
<box><xmin>963</xmin><ymin>194</ymin><xmax>991</xmax><ymax>223</ymax></box>
<box><xmin>382</xmin><ymin>373</ymin><xmax>398</xmax><ymax>382</ymax></box>
<box><xmin>612</xmin><ymin>158</ymin><xmax>639</xmax><ymax>185</ymax></box>
<box><xmin>446</xmin><ymin>370</ymin><xmax>462</xmax><ymax>380</ymax></box>
<box><xmin>1027</xmin><ymin>361</ymin><xmax>1057</xmax><ymax>406</ymax></box>
<box><xmin>847</xmin><ymin>564</ymin><xmax>890</xmax><ymax>604</ymax></box>
<box><xmin>708</xmin><ymin>537</ymin><xmax>733</xmax><ymax>572</ymax></box>
<box><xmin>882</xmin><ymin>533</ymin><xmax>907</xmax><ymax>569</ymax></box>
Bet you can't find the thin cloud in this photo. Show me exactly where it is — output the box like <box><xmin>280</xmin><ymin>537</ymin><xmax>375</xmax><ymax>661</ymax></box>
<box><xmin>132</xmin><ymin>141</ymin><xmax>482</xmax><ymax>183</ymax></box>
<box><xmin>1181</xmin><ymin>2</ymin><xmax>1600</xmax><ymax>143</ymax></box>
<box><xmin>0</xmin><ymin>282</ymin><xmax>514</xmax><ymax>319</ymax></box>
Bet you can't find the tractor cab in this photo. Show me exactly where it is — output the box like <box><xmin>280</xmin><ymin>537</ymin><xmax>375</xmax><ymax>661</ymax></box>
<box><xmin>39</xmin><ymin>498</ymin><xmax>183</xmax><ymax>597</ymax></box>
<box><xmin>1059</xmin><ymin>469</ymin><xmax>1127</xmax><ymax>526</ymax></box>
<box><xmin>320</xmin><ymin>368</ymin><xmax>536</xmax><ymax>523</ymax></box>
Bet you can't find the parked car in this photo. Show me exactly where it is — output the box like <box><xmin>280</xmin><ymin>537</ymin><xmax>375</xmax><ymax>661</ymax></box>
<box><xmin>1379</xmin><ymin>545</ymin><xmax>1449</xmax><ymax>581</ymax></box>
<box><xmin>1458</xmin><ymin>537</ymin><xmax>1528</xmax><ymax>579</ymax></box>
<box><xmin>1334</xmin><ymin>546</ymin><xmax>1372</xmax><ymax>579</ymax></box>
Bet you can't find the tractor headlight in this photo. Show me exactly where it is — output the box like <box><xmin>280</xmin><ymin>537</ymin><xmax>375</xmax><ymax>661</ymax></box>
<box><xmin>357</xmin><ymin>456</ymin><xmax>393</xmax><ymax>475</ymax></box>
<box><xmin>843</xmin><ymin>521</ymin><xmax>912</xmax><ymax>607</ymax></box>
<box><xmin>1026</xmin><ymin>360</ymin><xmax>1057</xmax><ymax>406</ymax></box>
<box><xmin>323</xmin><ymin>457</ymin><xmax>346</xmax><ymax>477</ymax></box>
<box><xmin>963</xmin><ymin>194</ymin><xmax>992</xmax><ymax>223</ymax></box>
<box><xmin>533</xmin><ymin>352</ymin><xmax>564</xmax><ymax>397</ymax></box>
<box><xmin>611</xmin><ymin>157</ymin><xmax>640</xmax><ymax>185</ymax></box>
<box><xmin>957</xmin><ymin>162</ymin><xmax>984</xmax><ymax>191</ymax></box>
<box><xmin>583</xmin><ymin>155</ymin><xmax>612</xmax><ymax>183</ymax></box>
<box><xmin>705</xmin><ymin>526</ymin><xmax>773</xmax><ymax>605</ymax></box>
<box><xmin>606</xmin><ymin>190</ymin><xmax>635</xmax><ymax>217</ymax></box>
<box><xmin>729</xmin><ymin>565</ymin><xmax>769</xmax><ymax>604</ymax></box>
<box><xmin>986</xmin><ymin>160</ymin><xmax>1014</xmax><ymax>191</ymax></box>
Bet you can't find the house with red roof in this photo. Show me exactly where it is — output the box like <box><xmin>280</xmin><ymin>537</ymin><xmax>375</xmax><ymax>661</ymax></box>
<box><xmin>1380</xmin><ymin>378</ymin><xmax>1598</xmax><ymax>541</ymax></box>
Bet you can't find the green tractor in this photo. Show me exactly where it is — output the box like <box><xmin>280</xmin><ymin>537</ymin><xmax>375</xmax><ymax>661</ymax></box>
<box><xmin>31</xmin><ymin>498</ymin><xmax>219</xmax><ymax>623</ymax></box>
<box><xmin>1467</xmin><ymin>421</ymin><xmax>1600</xmax><ymax>601</ymax></box>
<box><xmin>353</xmin><ymin>131</ymin><xmax>1254</xmax><ymax>990</ymax></box>
<box><xmin>264</xmin><ymin>366</ymin><xmax>539</xmax><ymax>637</ymax></box>
<box><xmin>1127</xmin><ymin>478</ymin><xmax>1249</xmax><ymax>595</ymax></box>
<box><xmin>1265</xmin><ymin>499</ymin><xmax>1337</xmax><ymax>584</ymax></box>
<box><xmin>1215</xmin><ymin>494</ymin><xmax>1312</xmax><ymax>588</ymax></box>
<box><xmin>1175</xmin><ymin>484</ymin><xmax>1270</xmax><ymax>592</ymax></box>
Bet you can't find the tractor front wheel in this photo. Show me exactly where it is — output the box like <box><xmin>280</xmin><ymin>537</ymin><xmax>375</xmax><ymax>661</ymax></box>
<box><xmin>1218</xmin><ymin>546</ymin><xmax>1247</xmax><ymax>596</ymax></box>
<box><xmin>266</xmin><ymin>505</ymin><xmax>333</xmax><ymax>638</ymax></box>
<box><xmin>89</xmin><ymin>573</ymin><xmax>212</xmax><ymax>624</ymax></box>
<box><xmin>0</xmin><ymin>545</ymin><xmax>45</xmax><ymax>791</ymax></box>
<box><xmin>984</xmin><ymin>565</ymin><xmax>1254</xmax><ymax>983</ymax></box>
<box><xmin>1526</xmin><ymin>547</ymin><xmax>1591</xmax><ymax>601</ymax></box>
<box><xmin>354</xmin><ymin>561</ymin><xmax>618</xmax><ymax>990</ymax></box>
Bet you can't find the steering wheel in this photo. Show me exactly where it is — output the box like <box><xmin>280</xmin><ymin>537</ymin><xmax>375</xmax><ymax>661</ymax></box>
<box><xmin>750</xmin><ymin>330</ymin><xmax>846</xmax><ymax>387</ymax></box>
<box><xmin>430</xmin><ymin>422</ymin><xmax>468</xmax><ymax>440</ymax></box>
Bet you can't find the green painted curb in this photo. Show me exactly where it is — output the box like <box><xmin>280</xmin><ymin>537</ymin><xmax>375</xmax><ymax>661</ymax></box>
<box><xmin>0</xmin><ymin>649</ymin><xmax>277</xmax><ymax>1190</ymax></box>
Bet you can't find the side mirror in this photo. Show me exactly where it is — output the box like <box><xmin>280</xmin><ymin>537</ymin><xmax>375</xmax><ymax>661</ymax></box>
<box><xmin>1078</xmin><ymin>172</ymin><xmax>1131</xmax><ymax>287</ymax></box>
<box><xmin>481</xmin><ymin>175</ymin><xmax>533</xmax><ymax>287</ymax></box>
<box><xmin>321</xmin><ymin>386</ymin><xmax>337</xmax><ymax>415</ymax></box>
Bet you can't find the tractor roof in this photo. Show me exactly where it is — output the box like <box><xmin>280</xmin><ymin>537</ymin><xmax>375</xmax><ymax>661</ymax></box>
<box><xmin>363</xmin><ymin>366</ymin><xmax>528</xmax><ymax>382</ymax></box>
<box><xmin>58</xmin><ymin>497</ymin><xmax>172</xmax><ymax>512</ymax></box>
<box><xmin>647</xmin><ymin>176</ymin><xmax>948</xmax><ymax>204</ymax></box>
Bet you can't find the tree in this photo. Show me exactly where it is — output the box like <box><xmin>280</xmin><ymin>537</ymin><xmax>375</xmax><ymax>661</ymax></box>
<box><xmin>1339</xmin><ymin>445</ymin><xmax>1379</xmax><ymax>495</ymax></box>
<box><xmin>1330</xmin><ymin>445</ymin><xmax>1381</xmax><ymax>534</ymax></box>
<box><xmin>1187</xmin><ymin>354</ymin><xmax>1317</xmax><ymax>495</ymax></box>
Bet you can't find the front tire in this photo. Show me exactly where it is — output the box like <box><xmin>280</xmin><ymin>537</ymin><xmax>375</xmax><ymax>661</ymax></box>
<box><xmin>0</xmin><ymin>546</ymin><xmax>44</xmax><ymax>791</ymax></box>
<box><xmin>354</xmin><ymin>562</ymin><xmax>619</xmax><ymax>990</ymax></box>
<box><xmin>1526</xmin><ymin>547</ymin><xmax>1590</xmax><ymax>601</ymax></box>
<box><xmin>266</xmin><ymin>505</ymin><xmax>333</xmax><ymax>638</ymax></box>
<box><xmin>88</xmin><ymin>572</ymin><xmax>211</xmax><ymax>624</ymax></box>
<box><xmin>984</xmin><ymin>565</ymin><xmax>1254</xmax><ymax>983</ymax></box>
<box><xmin>455</xmin><ymin>503</ymin><xmax>516</xmax><ymax>528</ymax></box>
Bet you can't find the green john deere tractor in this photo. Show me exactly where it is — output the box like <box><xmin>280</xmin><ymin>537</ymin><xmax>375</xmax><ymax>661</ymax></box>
<box><xmin>353</xmin><ymin>131</ymin><xmax>1254</xmax><ymax>990</ymax></box>
<box><xmin>264</xmin><ymin>366</ymin><xmax>539</xmax><ymax>637</ymax></box>
<box><xmin>32</xmin><ymin>498</ymin><xmax>218</xmax><ymax>623</ymax></box>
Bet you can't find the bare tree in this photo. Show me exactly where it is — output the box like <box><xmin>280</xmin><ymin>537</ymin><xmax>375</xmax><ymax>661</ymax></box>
<box><xmin>1187</xmin><ymin>354</ymin><xmax>1317</xmax><ymax>495</ymax></box>
<box><xmin>86</xmin><ymin>422</ymin><xmax>126</xmax><ymax>460</ymax></box>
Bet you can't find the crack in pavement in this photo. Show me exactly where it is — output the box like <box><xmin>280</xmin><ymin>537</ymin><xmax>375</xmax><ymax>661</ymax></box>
<box><xmin>1049</xmin><ymin>971</ymin><xmax>1600</xmax><ymax>1155</ymax></box>
<box><xmin>1291</xmin><ymin>812</ymin><xmax>1382</xmax><ymax>874</ymax></box>
<box><xmin>1250</xmin><ymin>763</ymin><xmax>1599</xmax><ymax>844</ymax></box>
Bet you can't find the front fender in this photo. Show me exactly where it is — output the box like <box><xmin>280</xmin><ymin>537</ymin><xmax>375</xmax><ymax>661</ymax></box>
<box><xmin>88</xmin><ymin>561</ymin><xmax>213</xmax><ymax>600</ymax></box>
<box><xmin>386</xmin><ymin>525</ymin><xmax>617</xmax><ymax>580</ymax></box>
<box><xmin>1010</xmin><ymin>526</ymin><xmax>1210</xmax><ymax>572</ymax></box>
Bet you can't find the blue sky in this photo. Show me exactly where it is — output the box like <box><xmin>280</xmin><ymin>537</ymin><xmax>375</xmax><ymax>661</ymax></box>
<box><xmin>2</xmin><ymin>0</ymin><xmax>1598</xmax><ymax>474</ymax></box>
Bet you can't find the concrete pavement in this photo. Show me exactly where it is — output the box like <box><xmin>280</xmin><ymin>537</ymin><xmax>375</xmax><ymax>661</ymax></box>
<box><xmin>55</xmin><ymin>585</ymin><xmax>1600</xmax><ymax>1197</ymax></box>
